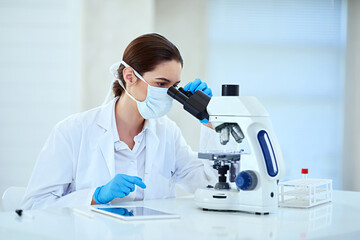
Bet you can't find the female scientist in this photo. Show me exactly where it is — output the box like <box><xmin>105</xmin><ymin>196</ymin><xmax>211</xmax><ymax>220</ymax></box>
<box><xmin>21</xmin><ymin>33</ymin><xmax>217</xmax><ymax>209</ymax></box>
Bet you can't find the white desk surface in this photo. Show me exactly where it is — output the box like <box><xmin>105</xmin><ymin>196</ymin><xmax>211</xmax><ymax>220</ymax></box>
<box><xmin>0</xmin><ymin>190</ymin><xmax>359</xmax><ymax>240</ymax></box>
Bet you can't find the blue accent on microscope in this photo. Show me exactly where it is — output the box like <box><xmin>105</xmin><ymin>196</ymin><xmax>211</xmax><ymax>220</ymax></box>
<box><xmin>236</xmin><ymin>171</ymin><xmax>258</xmax><ymax>191</ymax></box>
<box><xmin>258</xmin><ymin>130</ymin><xmax>278</xmax><ymax>177</ymax></box>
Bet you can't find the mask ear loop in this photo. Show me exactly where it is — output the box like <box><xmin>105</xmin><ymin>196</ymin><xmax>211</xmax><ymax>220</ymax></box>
<box><xmin>121</xmin><ymin>61</ymin><xmax>148</xmax><ymax>85</ymax></box>
<box><xmin>102</xmin><ymin>60</ymin><xmax>148</xmax><ymax>106</ymax></box>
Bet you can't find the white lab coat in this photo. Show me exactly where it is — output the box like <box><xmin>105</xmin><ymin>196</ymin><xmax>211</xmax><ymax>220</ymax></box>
<box><xmin>21</xmin><ymin>98</ymin><xmax>217</xmax><ymax>210</ymax></box>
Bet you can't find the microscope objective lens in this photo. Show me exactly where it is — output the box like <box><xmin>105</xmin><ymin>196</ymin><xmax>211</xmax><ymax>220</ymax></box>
<box><xmin>231</xmin><ymin>124</ymin><xmax>245</xmax><ymax>143</ymax></box>
<box><xmin>220</xmin><ymin>127</ymin><xmax>230</xmax><ymax>145</ymax></box>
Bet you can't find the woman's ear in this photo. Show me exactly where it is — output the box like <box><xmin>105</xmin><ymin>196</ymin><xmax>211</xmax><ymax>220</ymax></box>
<box><xmin>123</xmin><ymin>67</ymin><xmax>137</xmax><ymax>86</ymax></box>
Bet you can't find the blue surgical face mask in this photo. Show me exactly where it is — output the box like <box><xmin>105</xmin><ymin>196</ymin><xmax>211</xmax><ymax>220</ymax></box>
<box><xmin>106</xmin><ymin>61</ymin><xmax>173</xmax><ymax>119</ymax></box>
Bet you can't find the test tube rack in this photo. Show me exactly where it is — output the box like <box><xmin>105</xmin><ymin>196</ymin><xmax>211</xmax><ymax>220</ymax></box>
<box><xmin>278</xmin><ymin>178</ymin><xmax>332</xmax><ymax>208</ymax></box>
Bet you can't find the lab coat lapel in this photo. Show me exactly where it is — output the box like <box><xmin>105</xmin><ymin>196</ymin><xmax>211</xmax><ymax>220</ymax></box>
<box><xmin>96</xmin><ymin>98</ymin><xmax>117</xmax><ymax>179</ymax></box>
<box><xmin>98</xmin><ymin>130</ymin><xmax>115</xmax><ymax>178</ymax></box>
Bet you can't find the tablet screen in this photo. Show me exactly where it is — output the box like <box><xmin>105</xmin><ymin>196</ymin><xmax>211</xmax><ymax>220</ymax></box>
<box><xmin>92</xmin><ymin>206</ymin><xmax>180</xmax><ymax>220</ymax></box>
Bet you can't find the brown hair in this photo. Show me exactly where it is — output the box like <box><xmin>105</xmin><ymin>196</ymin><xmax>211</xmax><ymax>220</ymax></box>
<box><xmin>113</xmin><ymin>33</ymin><xmax>183</xmax><ymax>97</ymax></box>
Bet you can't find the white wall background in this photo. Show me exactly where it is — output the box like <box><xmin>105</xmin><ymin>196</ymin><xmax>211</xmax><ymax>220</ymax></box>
<box><xmin>1</xmin><ymin>0</ymin><xmax>360</xmax><ymax>211</ymax></box>
<box><xmin>0</xmin><ymin>0</ymin><xmax>82</xmax><ymax>210</ymax></box>
<box><xmin>343</xmin><ymin>0</ymin><xmax>360</xmax><ymax>191</ymax></box>
<box><xmin>207</xmin><ymin>0</ymin><xmax>347</xmax><ymax>188</ymax></box>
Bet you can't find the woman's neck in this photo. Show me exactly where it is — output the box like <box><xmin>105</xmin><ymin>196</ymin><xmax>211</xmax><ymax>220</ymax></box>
<box><xmin>115</xmin><ymin>94</ymin><xmax>144</xmax><ymax>138</ymax></box>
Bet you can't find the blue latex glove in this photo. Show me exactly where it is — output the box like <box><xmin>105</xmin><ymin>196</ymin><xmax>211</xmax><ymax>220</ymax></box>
<box><xmin>94</xmin><ymin>174</ymin><xmax>146</xmax><ymax>204</ymax></box>
<box><xmin>183</xmin><ymin>78</ymin><xmax>213</xmax><ymax>123</ymax></box>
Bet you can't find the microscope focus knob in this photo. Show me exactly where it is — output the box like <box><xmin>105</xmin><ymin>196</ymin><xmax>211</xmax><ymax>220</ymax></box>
<box><xmin>235</xmin><ymin>170</ymin><xmax>258</xmax><ymax>191</ymax></box>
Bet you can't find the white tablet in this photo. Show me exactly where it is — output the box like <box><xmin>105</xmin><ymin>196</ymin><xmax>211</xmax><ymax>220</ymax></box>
<box><xmin>90</xmin><ymin>206</ymin><xmax>180</xmax><ymax>221</ymax></box>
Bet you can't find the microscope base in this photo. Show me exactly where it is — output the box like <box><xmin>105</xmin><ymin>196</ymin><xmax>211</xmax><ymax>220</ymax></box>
<box><xmin>194</xmin><ymin>187</ymin><xmax>278</xmax><ymax>214</ymax></box>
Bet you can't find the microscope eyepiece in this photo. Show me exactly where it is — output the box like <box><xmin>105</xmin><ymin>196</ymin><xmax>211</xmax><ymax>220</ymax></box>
<box><xmin>167</xmin><ymin>85</ymin><xmax>210</xmax><ymax>121</ymax></box>
<box><xmin>222</xmin><ymin>84</ymin><xmax>239</xmax><ymax>96</ymax></box>
<box><xmin>167</xmin><ymin>86</ymin><xmax>188</xmax><ymax>105</ymax></box>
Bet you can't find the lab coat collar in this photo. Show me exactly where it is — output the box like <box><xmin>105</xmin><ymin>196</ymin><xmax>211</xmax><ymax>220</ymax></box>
<box><xmin>112</xmin><ymin>116</ymin><xmax>152</xmax><ymax>144</ymax></box>
<box><xmin>96</xmin><ymin>97</ymin><xmax>159</xmax><ymax>179</ymax></box>
<box><xmin>96</xmin><ymin>97</ymin><xmax>118</xmax><ymax>132</ymax></box>
<box><xmin>98</xmin><ymin>96</ymin><xmax>155</xmax><ymax>138</ymax></box>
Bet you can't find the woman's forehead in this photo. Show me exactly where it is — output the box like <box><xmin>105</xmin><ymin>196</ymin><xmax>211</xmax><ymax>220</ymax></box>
<box><xmin>153</xmin><ymin>60</ymin><xmax>182</xmax><ymax>72</ymax></box>
<box><xmin>144</xmin><ymin>60</ymin><xmax>182</xmax><ymax>81</ymax></box>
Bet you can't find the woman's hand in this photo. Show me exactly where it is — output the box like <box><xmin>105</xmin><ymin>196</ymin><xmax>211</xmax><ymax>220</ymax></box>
<box><xmin>92</xmin><ymin>174</ymin><xmax>146</xmax><ymax>205</ymax></box>
<box><xmin>202</xmin><ymin>122</ymin><xmax>214</xmax><ymax>130</ymax></box>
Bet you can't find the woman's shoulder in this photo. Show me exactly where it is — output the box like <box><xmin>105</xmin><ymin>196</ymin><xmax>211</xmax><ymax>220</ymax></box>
<box><xmin>53</xmin><ymin>105</ymin><xmax>105</xmax><ymax>135</ymax></box>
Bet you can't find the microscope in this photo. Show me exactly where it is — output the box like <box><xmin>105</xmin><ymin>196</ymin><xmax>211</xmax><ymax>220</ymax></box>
<box><xmin>167</xmin><ymin>84</ymin><xmax>285</xmax><ymax>214</ymax></box>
